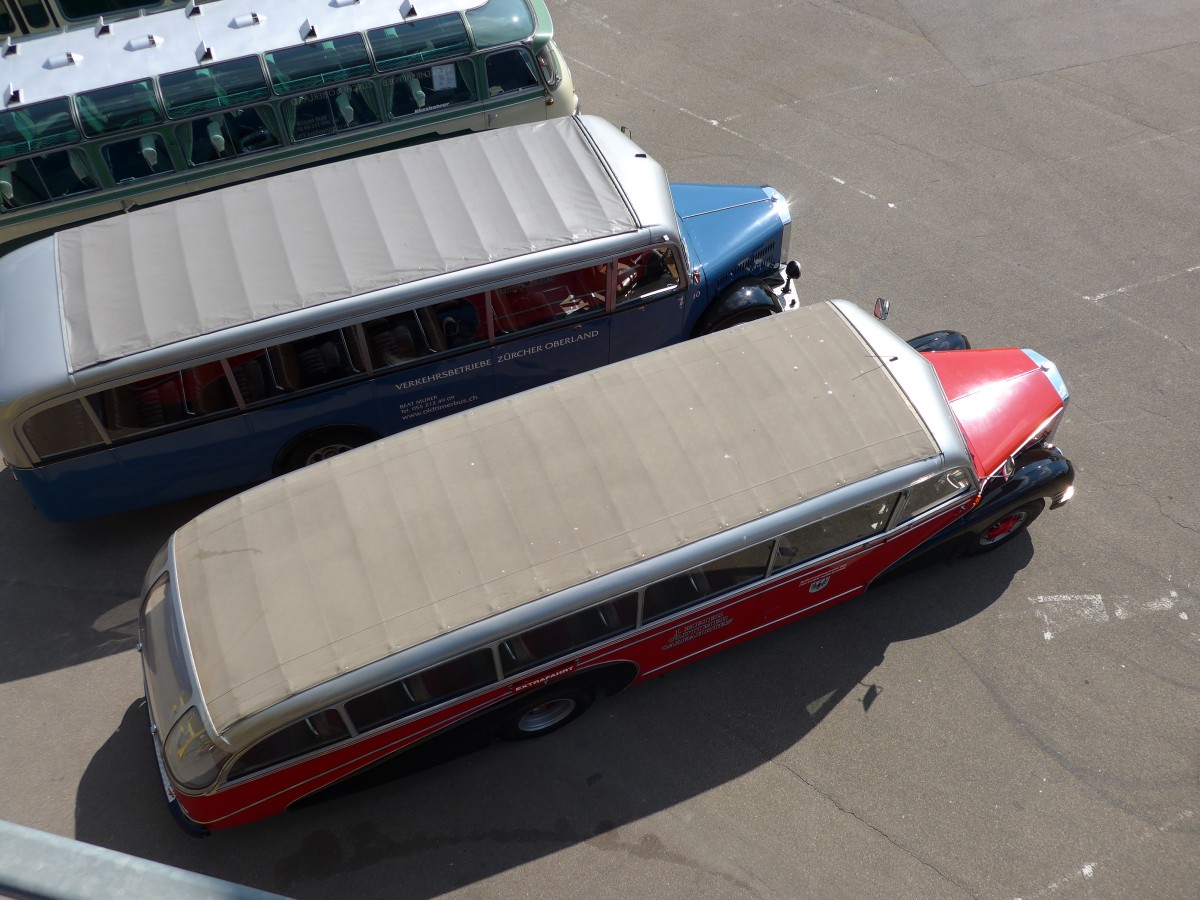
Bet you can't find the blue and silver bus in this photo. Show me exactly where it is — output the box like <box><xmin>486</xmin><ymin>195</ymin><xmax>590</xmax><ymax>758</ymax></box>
<box><xmin>0</xmin><ymin>115</ymin><xmax>800</xmax><ymax>520</ymax></box>
<box><xmin>0</xmin><ymin>0</ymin><xmax>576</xmax><ymax>248</ymax></box>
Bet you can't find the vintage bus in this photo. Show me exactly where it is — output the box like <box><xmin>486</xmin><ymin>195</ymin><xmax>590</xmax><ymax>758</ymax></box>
<box><xmin>0</xmin><ymin>114</ymin><xmax>799</xmax><ymax>520</ymax></box>
<box><xmin>137</xmin><ymin>300</ymin><xmax>1075</xmax><ymax>832</ymax></box>
<box><xmin>0</xmin><ymin>0</ymin><xmax>576</xmax><ymax>247</ymax></box>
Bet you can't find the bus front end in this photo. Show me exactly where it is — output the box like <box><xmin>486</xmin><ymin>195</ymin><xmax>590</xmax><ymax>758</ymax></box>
<box><xmin>670</xmin><ymin>182</ymin><xmax>800</xmax><ymax>335</ymax></box>
<box><xmin>138</xmin><ymin>544</ymin><xmax>221</xmax><ymax>835</ymax></box>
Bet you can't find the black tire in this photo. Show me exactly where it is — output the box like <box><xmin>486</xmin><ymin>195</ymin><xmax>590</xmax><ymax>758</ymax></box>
<box><xmin>967</xmin><ymin>499</ymin><xmax>1045</xmax><ymax>554</ymax></box>
<box><xmin>497</xmin><ymin>686</ymin><xmax>595</xmax><ymax>741</ymax></box>
<box><xmin>277</xmin><ymin>428</ymin><xmax>373</xmax><ymax>474</ymax></box>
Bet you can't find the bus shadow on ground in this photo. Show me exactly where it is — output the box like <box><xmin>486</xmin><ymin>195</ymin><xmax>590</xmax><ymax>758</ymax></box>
<box><xmin>74</xmin><ymin>540</ymin><xmax>1031</xmax><ymax>899</ymax></box>
<box><xmin>0</xmin><ymin>477</ymin><xmax>236</xmax><ymax>685</ymax></box>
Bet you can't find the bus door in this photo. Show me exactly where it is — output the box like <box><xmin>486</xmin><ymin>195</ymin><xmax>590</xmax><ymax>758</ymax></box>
<box><xmin>490</xmin><ymin>269</ymin><xmax>610</xmax><ymax>396</ymax></box>
<box><xmin>367</xmin><ymin>296</ymin><xmax>498</xmax><ymax>432</ymax></box>
<box><xmin>607</xmin><ymin>248</ymin><xmax>687</xmax><ymax>363</ymax></box>
<box><xmin>482</xmin><ymin>47</ymin><xmax>550</xmax><ymax>128</ymax></box>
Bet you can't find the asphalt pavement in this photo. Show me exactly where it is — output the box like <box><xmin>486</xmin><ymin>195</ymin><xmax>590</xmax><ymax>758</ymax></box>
<box><xmin>1</xmin><ymin>1</ymin><xmax>1197</xmax><ymax>898</ymax></box>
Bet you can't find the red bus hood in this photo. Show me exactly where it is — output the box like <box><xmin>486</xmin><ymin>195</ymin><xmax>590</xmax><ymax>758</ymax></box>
<box><xmin>925</xmin><ymin>349</ymin><xmax>1066</xmax><ymax>478</ymax></box>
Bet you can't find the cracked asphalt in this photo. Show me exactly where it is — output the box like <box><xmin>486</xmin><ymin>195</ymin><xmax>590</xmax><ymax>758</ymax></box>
<box><xmin>1</xmin><ymin>1</ymin><xmax>1197</xmax><ymax>897</ymax></box>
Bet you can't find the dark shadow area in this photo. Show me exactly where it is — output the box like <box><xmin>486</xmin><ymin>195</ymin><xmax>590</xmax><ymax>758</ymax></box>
<box><xmin>0</xmin><ymin>476</ymin><xmax>238</xmax><ymax>684</ymax></box>
<box><xmin>75</xmin><ymin>537</ymin><xmax>1035</xmax><ymax>899</ymax></box>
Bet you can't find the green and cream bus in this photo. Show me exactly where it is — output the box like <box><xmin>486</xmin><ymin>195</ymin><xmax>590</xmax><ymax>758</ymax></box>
<box><xmin>0</xmin><ymin>0</ymin><xmax>576</xmax><ymax>248</ymax></box>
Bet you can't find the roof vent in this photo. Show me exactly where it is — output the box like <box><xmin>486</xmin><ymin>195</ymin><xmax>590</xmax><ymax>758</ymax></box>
<box><xmin>185</xmin><ymin>0</ymin><xmax>202</xmax><ymax>16</ymax></box>
<box><xmin>230</xmin><ymin>12</ymin><xmax>263</xmax><ymax>28</ymax></box>
<box><xmin>300</xmin><ymin>18</ymin><xmax>318</xmax><ymax>40</ymax></box>
<box><xmin>400</xmin><ymin>0</ymin><xmax>418</xmax><ymax>19</ymax></box>
<box><xmin>196</xmin><ymin>41</ymin><xmax>214</xmax><ymax>64</ymax></box>
<box><xmin>125</xmin><ymin>35</ymin><xmax>163</xmax><ymax>52</ymax></box>
<box><xmin>2</xmin><ymin>37</ymin><xmax>17</xmax><ymax>57</ymax></box>
<box><xmin>330</xmin><ymin>0</ymin><xmax>359</xmax><ymax>7</ymax></box>
<box><xmin>4</xmin><ymin>83</ymin><xmax>20</xmax><ymax>106</ymax></box>
<box><xmin>94</xmin><ymin>16</ymin><xmax>111</xmax><ymax>36</ymax></box>
<box><xmin>46</xmin><ymin>52</ymin><xmax>82</xmax><ymax>69</ymax></box>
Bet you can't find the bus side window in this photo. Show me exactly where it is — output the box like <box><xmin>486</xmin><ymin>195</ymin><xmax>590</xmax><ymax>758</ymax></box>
<box><xmin>772</xmin><ymin>495</ymin><xmax>900</xmax><ymax>572</ymax></box>
<box><xmin>101</xmin><ymin>133</ymin><xmax>175</xmax><ymax>183</ymax></box>
<box><xmin>485</xmin><ymin>48</ymin><xmax>540</xmax><ymax>96</ymax></box>
<box><xmin>344</xmin><ymin>648</ymin><xmax>495</xmax><ymax>733</ymax></box>
<box><xmin>642</xmin><ymin>542</ymin><xmax>772</xmax><ymax>623</ymax></box>
<box><xmin>0</xmin><ymin>150</ymin><xmax>97</xmax><ymax>210</ymax></box>
<box><xmin>363</xmin><ymin>310</ymin><xmax>434</xmax><ymax>369</ymax></box>
<box><xmin>420</xmin><ymin>294</ymin><xmax>488</xmax><ymax>351</ymax></box>
<box><xmin>93</xmin><ymin>372</ymin><xmax>189</xmax><ymax>438</ymax></box>
<box><xmin>491</xmin><ymin>267</ymin><xmax>605</xmax><ymax>336</ymax></box>
<box><xmin>181</xmin><ymin>362</ymin><xmax>238</xmax><ymax>416</ymax></box>
<box><xmin>227</xmin><ymin>351</ymin><xmax>272</xmax><ymax>404</ymax></box>
<box><xmin>898</xmin><ymin>469</ymin><xmax>972</xmax><ymax>523</ymax></box>
<box><xmin>382</xmin><ymin>60</ymin><xmax>478</xmax><ymax>119</ymax></box>
<box><xmin>178</xmin><ymin>106</ymin><xmax>282</xmax><ymax>167</ymax></box>
<box><xmin>227</xmin><ymin>709</ymin><xmax>349</xmax><ymax>780</ymax></box>
<box><xmin>253</xmin><ymin>329</ymin><xmax>362</xmax><ymax>397</ymax></box>
<box><xmin>499</xmin><ymin>593</ymin><xmax>638</xmax><ymax>676</ymax></box>
<box><xmin>21</xmin><ymin>400</ymin><xmax>104</xmax><ymax>459</ymax></box>
<box><xmin>615</xmin><ymin>248</ymin><xmax>682</xmax><ymax>306</ymax></box>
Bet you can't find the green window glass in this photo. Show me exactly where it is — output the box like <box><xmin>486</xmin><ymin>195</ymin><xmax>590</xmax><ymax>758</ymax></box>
<box><xmin>176</xmin><ymin>106</ymin><xmax>282</xmax><ymax>167</ymax></box>
<box><xmin>0</xmin><ymin>149</ymin><xmax>97</xmax><ymax>211</ymax></box>
<box><xmin>465</xmin><ymin>0</ymin><xmax>535</xmax><ymax>49</ymax></box>
<box><xmin>77</xmin><ymin>79</ymin><xmax>163</xmax><ymax>137</ymax></box>
<box><xmin>380</xmin><ymin>59</ymin><xmax>478</xmax><ymax>119</ymax></box>
<box><xmin>278</xmin><ymin>81</ymin><xmax>381</xmax><ymax>143</ymax></box>
<box><xmin>101</xmin><ymin>133</ymin><xmax>174</xmax><ymax>183</ymax></box>
<box><xmin>159</xmin><ymin>57</ymin><xmax>271</xmax><ymax>118</ymax></box>
<box><xmin>368</xmin><ymin>14</ymin><xmax>471</xmax><ymax>71</ymax></box>
<box><xmin>58</xmin><ymin>0</ymin><xmax>159</xmax><ymax>20</ymax></box>
<box><xmin>0</xmin><ymin>98</ymin><xmax>79</xmax><ymax>160</ymax></box>
<box><xmin>266</xmin><ymin>35</ymin><xmax>373</xmax><ymax>94</ymax></box>
<box><xmin>14</xmin><ymin>0</ymin><xmax>50</xmax><ymax>28</ymax></box>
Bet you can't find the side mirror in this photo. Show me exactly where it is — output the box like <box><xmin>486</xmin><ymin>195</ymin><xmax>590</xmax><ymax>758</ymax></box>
<box><xmin>873</xmin><ymin>298</ymin><xmax>890</xmax><ymax>320</ymax></box>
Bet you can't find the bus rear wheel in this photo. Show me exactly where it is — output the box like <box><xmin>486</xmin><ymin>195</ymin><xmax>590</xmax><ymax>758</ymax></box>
<box><xmin>277</xmin><ymin>428</ymin><xmax>374</xmax><ymax>474</ymax></box>
<box><xmin>498</xmin><ymin>686</ymin><xmax>595</xmax><ymax>741</ymax></box>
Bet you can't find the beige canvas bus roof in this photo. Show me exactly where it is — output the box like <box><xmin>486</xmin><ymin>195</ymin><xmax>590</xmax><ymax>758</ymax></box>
<box><xmin>173</xmin><ymin>302</ymin><xmax>940</xmax><ymax>732</ymax></box>
<box><xmin>55</xmin><ymin>116</ymin><xmax>637</xmax><ymax>372</ymax></box>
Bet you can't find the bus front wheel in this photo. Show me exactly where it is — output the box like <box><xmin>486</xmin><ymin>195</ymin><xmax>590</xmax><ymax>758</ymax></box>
<box><xmin>277</xmin><ymin>428</ymin><xmax>375</xmax><ymax>474</ymax></box>
<box><xmin>968</xmin><ymin>499</ymin><xmax>1045</xmax><ymax>554</ymax></box>
<box><xmin>498</xmin><ymin>686</ymin><xmax>595</xmax><ymax>741</ymax></box>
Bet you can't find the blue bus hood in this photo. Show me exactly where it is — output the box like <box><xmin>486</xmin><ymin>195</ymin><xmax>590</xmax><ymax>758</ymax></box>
<box><xmin>669</xmin><ymin>183</ymin><xmax>790</xmax><ymax>306</ymax></box>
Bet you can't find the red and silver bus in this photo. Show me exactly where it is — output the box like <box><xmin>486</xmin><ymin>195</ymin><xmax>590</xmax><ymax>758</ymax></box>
<box><xmin>137</xmin><ymin>300</ymin><xmax>1075</xmax><ymax>832</ymax></box>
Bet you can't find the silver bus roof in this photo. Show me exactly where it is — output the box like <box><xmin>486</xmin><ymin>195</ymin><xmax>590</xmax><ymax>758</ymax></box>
<box><xmin>48</xmin><ymin>115</ymin><xmax>641</xmax><ymax>372</ymax></box>
<box><xmin>0</xmin><ymin>0</ymin><xmax>500</xmax><ymax>108</ymax></box>
<box><xmin>168</xmin><ymin>301</ymin><xmax>945</xmax><ymax>734</ymax></box>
